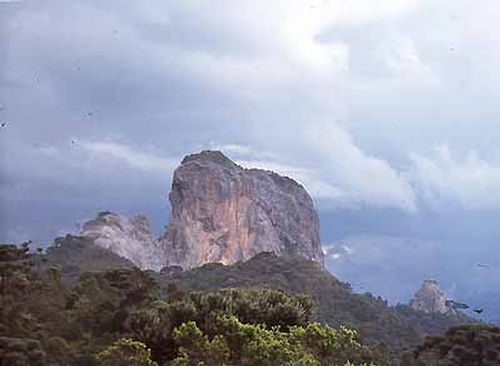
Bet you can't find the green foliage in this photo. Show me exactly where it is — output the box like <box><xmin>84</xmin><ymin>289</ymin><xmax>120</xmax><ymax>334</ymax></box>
<box><xmin>125</xmin><ymin>288</ymin><xmax>314</xmax><ymax>363</ymax></box>
<box><xmin>125</xmin><ymin>299</ymin><xmax>197</xmax><ymax>362</ymax></box>
<box><xmin>60</xmin><ymin>267</ymin><xmax>158</xmax><ymax>363</ymax></box>
<box><xmin>0</xmin><ymin>241</ymin><xmax>476</xmax><ymax>366</ymax></box>
<box><xmin>187</xmin><ymin>287</ymin><xmax>313</xmax><ymax>330</ymax></box>
<box><xmin>0</xmin><ymin>242</ymin><xmax>37</xmax><ymax>337</ymax></box>
<box><xmin>0</xmin><ymin>336</ymin><xmax>46</xmax><ymax>366</ymax></box>
<box><xmin>171</xmin><ymin>321</ymin><xmax>230</xmax><ymax>365</ymax></box>
<box><xmin>42</xmin><ymin>235</ymin><xmax>134</xmax><ymax>283</ymax></box>
<box><xmin>0</xmin><ymin>241</ymin><xmax>67</xmax><ymax>340</ymax></box>
<box><xmin>66</xmin><ymin>267</ymin><xmax>157</xmax><ymax>332</ymax></box>
<box><xmin>45</xmin><ymin>336</ymin><xmax>72</xmax><ymax>365</ymax></box>
<box><xmin>0</xmin><ymin>241</ymin><xmax>157</xmax><ymax>365</ymax></box>
<box><xmin>161</xmin><ymin>252</ymin><xmax>469</xmax><ymax>353</ymax></box>
<box><xmin>297</xmin><ymin>323</ymin><xmax>380</xmax><ymax>365</ymax></box>
<box><xmin>0</xmin><ymin>242</ymin><xmax>33</xmax><ymax>296</ymax></box>
<box><xmin>171</xmin><ymin>316</ymin><xmax>377</xmax><ymax>366</ymax></box>
<box><xmin>411</xmin><ymin>324</ymin><xmax>500</xmax><ymax>365</ymax></box>
<box><xmin>96</xmin><ymin>338</ymin><xmax>158</xmax><ymax>366</ymax></box>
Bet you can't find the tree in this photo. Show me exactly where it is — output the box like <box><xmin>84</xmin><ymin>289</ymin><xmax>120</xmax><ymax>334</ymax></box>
<box><xmin>0</xmin><ymin>336</ymin><xmax>46</xmax><ymax>366</ymax></box>
<box><xmin>125</xmin><ymin>288</ymin><xmax>314</xmax><ymax>363</ymax></box>
<box><xmin>171</xmin><ymin>315</ymin><xmax>378</xmax><ymax>366</ymax></box>
<box><xmin>170</xmin><ymin>321</ymin><xmax>230</xmax><ymax>365</ymax></box>
<box><xmin>411</xmin><ymin>324</ymin><xmax>500</xmax><ymax>366</ymax></box>
<box><xmin>96</xmin><ymin>338</ymin><xmax>158</xmax><ymax>366</ymax></box>
<box><xmin>0</xmin><ymin>242</ymin><xmax>42</xmax><ymax>338</ymax></box>
<box><xmin>125</xmin><ymin>300</ymin><xmax>197</xmax><ymax>362</ymax></box>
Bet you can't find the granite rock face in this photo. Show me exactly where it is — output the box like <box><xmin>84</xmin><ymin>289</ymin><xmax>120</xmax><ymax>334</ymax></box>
<box><xmin>80</xmin><ymin>150</ymin><xmax>324</xmax><ymax>270</ymax></box>
<box><xmin>409</xmin><ymin>280</ymin><xmax>450</xmax><ymax>314</ymax></box>
<box><xmin>80</xmin><ymin>211</ymin><xmax>165</xmax><ymax>270</ymax></box>
<box><xmin>159</xmin><ymin>151</ymin><xmax>324</xmax><ymax>269</ymax></box>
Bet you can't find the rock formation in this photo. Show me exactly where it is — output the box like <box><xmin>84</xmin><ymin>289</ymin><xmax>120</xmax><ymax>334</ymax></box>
<box><xmin>159</xmin><ymin>150</ymin><xmax>323</xmax><ymax>269</ymax></box>
<box><xmin>80</xmin><ymin>211</ymin><xmax>165</xmax><ymax>270</ymax></box>
<box><xmin>80</xmin><ymin>150</ymin><xmax>324</xmax><ymax>270</ymax></box>
<box><xmin>409</xmin><ymin>280</ymin><xmax>451</xmax><ymax>314</ymax></box>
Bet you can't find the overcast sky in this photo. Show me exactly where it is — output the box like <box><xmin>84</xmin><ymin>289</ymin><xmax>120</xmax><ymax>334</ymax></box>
<box><xmin>2</xmin><ymin>0</ymin><xmax>500</xmax><ymax>320</ymax></box>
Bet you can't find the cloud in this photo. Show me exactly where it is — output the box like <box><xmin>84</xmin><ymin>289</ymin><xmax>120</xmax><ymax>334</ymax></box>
<box><xmin>322</xmin><ymin>242</ymin><xmax>352</xmax><ymax>260</ymax></box>
<box><xmin>301</xmin><ymin>121</ymin><xmax>418</xmax><ymax>211</ymax></box>
<box><xmin>4</xmin><ymin>0</ymin><xmax>500</xmax><ymax>218</ymax></box>
<box><xmin>224</xmin><ymin>139</ymin><xmax>416</xmax><ymax>212</ymax></box>
<box><xmin>227</xmin><ymin>139</ymin><xmax>500</xmax><ymax>214</ymax></box>
<box><xmin>410</xmin><ymin>145</ymin><xmax>500</xmax><ymax>210</ymax></box>
<box><xmin>80</xmin><ymin>141</ymin><xmax>177</xmax><ymax>172</ymax></box>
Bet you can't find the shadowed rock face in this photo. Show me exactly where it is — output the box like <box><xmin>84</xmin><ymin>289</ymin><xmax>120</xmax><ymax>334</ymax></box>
<box><xmin>80</xmin><ymin>150</ymin><xmax>323</xmax><ymax>270</ymax></box>
<box><xmin>159</xmin><ymin>151</ymin><xmax>324</xmax><ymax>269</ymax></box>
<box><xmin>409</xmin><ymin>280</ymin><xmax>449</xmax><ymax>314</ymax></box>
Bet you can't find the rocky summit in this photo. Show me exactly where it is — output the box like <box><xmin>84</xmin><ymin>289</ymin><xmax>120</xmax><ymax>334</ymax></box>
<box><xmin>409</xmin><ymin>280</ymin><xmax>451</xmax><ymax>314</ymax></box>
<box><xmin>159</xmin><ymin>150</ymin><xmax>323</xmax><ymax>269</ymax></box>
<box><xmin>80</xmin><ymin>150</ymin><xmax>324</xmax><ymax>270</ymax></box>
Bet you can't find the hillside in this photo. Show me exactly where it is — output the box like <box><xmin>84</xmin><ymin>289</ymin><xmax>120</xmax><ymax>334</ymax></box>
<box><xmin>154</xmin><ymin>252</ymin><xmax>471</xmax><ymax>352</ymax></box>
<box><xmin>42</xmin><ymin>235</ymin><xmax>134</xmax><ymax>282</ymax></box>
<box><xmin>39</xmin><ymin>239</ymin><xmax>474</xmax><ymax>358</ymax></box>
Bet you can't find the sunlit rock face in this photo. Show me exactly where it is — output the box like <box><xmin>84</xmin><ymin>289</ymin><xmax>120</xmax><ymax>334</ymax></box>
<box><xmin>80</xmin><ymin>211</ymin><xmax>165</xmax><ymax>270</ymax></box>
<box><xmin>409</xmin><ymin>280</ymin><xmax>449</xmax><ymax>314</ymax></box>
<box><xmin>80</xmin><ymin>150</ymin><xmax>324</xmax><ymax>270</ymax></box>
<box><xmin>159</xmin><ymin>150</ymin><xmax>324</xmax><ymax>269</ymax></box>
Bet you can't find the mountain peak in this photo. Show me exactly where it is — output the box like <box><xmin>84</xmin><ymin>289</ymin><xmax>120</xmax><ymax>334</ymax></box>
<box><xmin>181</xmin><ymin>150</ymin><xmax>240</xmax><ymax>168</ymax></box>
<box><xmin>409</xmin><ymin>279</ymin><xmax>450</xmax><ymax>314</ymax></box>
<box><xmin>162</xmin><ymin>150</ymin><xmax>323</xmax><ymax>269</ymax></box>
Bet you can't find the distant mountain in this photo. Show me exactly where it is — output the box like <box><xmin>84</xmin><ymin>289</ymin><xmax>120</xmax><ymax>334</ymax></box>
<box><xmin>409</xmin><ymin>280</ymin><xmax>452</xmax><ymax>314</ymax></box>
<box><xmin>79</xmin><ymin>150</ymin><xmax>324</xmax><ymax>270</ymax></box>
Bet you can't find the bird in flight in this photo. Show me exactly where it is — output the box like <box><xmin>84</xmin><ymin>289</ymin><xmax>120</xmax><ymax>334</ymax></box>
<box><xmin>477</xmin><ymin>263</ymin><xmax>490</xmax><ymax>268</ymax></box>
<box><xmin>1</xmin><ymin>122</ymin><xmax>7</xmax><ymax>128</ymax></box>
<box><xmin>473</xmin><ymin>308</ymin><xmax>484</xmax><ymax>314</ymax></box>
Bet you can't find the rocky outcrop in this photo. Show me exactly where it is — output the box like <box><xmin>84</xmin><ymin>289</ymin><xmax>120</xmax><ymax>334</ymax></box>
<box><xmin>80</xmin><ymin>211</ymin><xmax>165</xmax><ymax>270</ymax></box>
<box><xmin>409</xmin><ymin>280</ymin><xmax>450</xmax><ymax>314</ymax></box>
<box><xmin>159</xmin><ymin>150</ymin><xmax>324</xmax><ymax>269</ymax></box>
<box><xmin>80</xmin><ymin>150</ymin><xmax>324</xmax><ymax>270</ymax></box>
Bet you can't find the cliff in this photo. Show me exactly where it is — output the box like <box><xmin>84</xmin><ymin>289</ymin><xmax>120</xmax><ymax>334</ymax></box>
<box><xmin>159</xmin><ymin>150</ymin><xmax>323</xmax><ymax>269</ymax></box>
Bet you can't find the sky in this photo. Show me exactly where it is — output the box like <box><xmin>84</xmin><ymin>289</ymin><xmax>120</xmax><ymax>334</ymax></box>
<box><xmin>2</xmin><ymin>0</ymin><xmax>500</xmax><ymax>320</ymax></box>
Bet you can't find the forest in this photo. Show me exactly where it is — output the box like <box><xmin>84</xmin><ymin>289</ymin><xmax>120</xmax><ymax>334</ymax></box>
<box><xmin>1</xmin><ymin>239</ymin><xmax>499</xmax><ymax>365</ymax></box>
